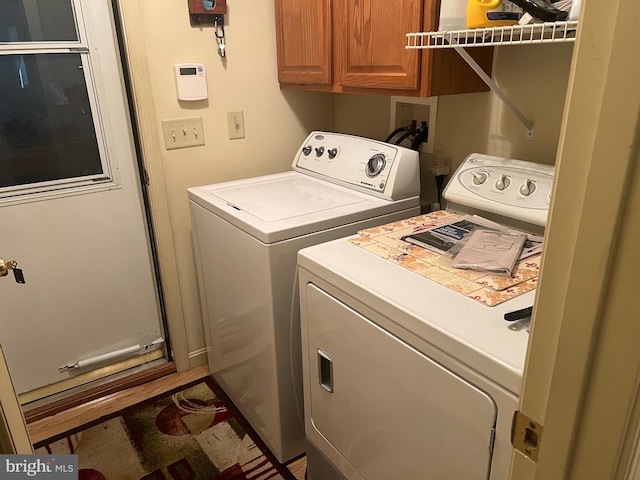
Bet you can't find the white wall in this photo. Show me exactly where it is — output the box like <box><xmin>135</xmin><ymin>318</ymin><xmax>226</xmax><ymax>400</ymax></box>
<box><xmin>334</xmin><ymin>43</ymin><xmax>574</xmax><ymax>206</ymax></box>
<box><xmin>436</xmin><ymin>43</ymin><xmax>574</xmax><ymax>168</ymax></box>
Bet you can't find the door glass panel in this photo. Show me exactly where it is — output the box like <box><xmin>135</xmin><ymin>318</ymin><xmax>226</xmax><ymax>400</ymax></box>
<box><xmin>0</xmin><ymin>53</ymin><xmax>103</xmax><ymax>189</ymax></box>
<box><xmin>0</xmin><ymin>0</ymin><xmax>78</xmax><ymax>42</ymax></box>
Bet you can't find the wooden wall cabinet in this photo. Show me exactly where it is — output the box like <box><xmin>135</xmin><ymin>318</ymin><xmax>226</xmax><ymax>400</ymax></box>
<box><xmin>274</xmin><ymin>0</ymin><xmax>493</xmax><ymax>97</ymax></box>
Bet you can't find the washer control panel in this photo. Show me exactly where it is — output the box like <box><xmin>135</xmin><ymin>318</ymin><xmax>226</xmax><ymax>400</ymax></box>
<box><xmin>444</xmin><ymin>153</ymin><xmax>555</xmax><ymax>227</ymax></box>
<box><xmin>292</xmin><ymin>131</ymin><xmax>420</xmax><ymax>201</ymax></box>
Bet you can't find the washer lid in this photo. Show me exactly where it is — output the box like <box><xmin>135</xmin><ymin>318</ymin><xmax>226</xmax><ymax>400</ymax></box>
<box><xmin>212</xmin><ymin>176</ymin><xmax>366</xmax><ymax>222</ymax></box>
<box><xmin>187</xmin><ymin>171</ymin><xmax>419</xmax><ymax>244</ymax></box>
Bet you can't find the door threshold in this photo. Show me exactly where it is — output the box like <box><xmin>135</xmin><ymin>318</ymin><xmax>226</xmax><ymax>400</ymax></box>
<box><xmin>20</xmin><ymin>349</ymin><xmax>167</xmax><ymax>405</ymax></box>
<box><xmin>22</xmin><ymin>359</ymin><xmax>176</xmax><ymax>424</ymax></box>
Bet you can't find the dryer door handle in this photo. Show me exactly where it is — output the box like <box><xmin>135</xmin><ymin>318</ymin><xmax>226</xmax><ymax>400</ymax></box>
<box><xmin>317</xmin><ymin>349</ymin><xmax>334</xmax><ymax>393</ymax></box>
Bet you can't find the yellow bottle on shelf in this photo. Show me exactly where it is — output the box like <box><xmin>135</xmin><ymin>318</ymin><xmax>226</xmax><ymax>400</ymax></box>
<box><xmin>467</xmin><ymin>0</ymin><xmax>522</xmax><ymax>29</ymax></box>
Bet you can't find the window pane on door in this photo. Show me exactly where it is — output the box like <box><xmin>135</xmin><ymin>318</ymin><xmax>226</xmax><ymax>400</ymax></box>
<box><xmin>0</xmin><ymin>53</ymin><xmax>103</xmax><ymax>189</ymax></box>
<box><xmin>0</xmin><ymin>0</ymin><xmax>78</xmax><ymax>42</ymax></box>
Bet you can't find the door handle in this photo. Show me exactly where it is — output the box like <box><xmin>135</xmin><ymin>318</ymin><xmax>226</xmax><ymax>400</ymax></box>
<box><xmin>317</xmin><ymin>349</ymin><xmax>333</xmax><ymax>393</ymax></box>
<box><xmin>0</xmin><ymin>258</ymin><xmax>25</xmax><ymax>283</ymax></box>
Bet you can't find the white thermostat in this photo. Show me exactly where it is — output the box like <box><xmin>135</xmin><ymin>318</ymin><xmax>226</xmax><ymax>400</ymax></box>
<box><xmin>174</xmin><ymin>63</ymin><xmax>208</xmax><ymax>101</ymax></box>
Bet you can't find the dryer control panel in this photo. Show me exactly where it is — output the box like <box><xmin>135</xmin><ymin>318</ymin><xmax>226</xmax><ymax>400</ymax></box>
<box><xmin>293</xmin><ymin>131</ymin><xmax>420</xmax><ymax>201</ymax></box>
<box><xmin>444</xmin><ymin>153</ymin><xmax>555</xmax><ymax>228</ymax></box>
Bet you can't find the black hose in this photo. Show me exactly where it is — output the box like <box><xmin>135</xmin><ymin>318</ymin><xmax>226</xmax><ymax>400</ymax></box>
<box><xmin>394</xmin><ymin>130</ymin><xmax>414</xmax><ymax>145</ymax></box>
<box><xmin>385</xmin><ymin>126</ymin><xmax>410</xmax><ymax>143</ymax></box>
<box><xmin>410</xmin><ymin>125</ymin><xmax>429</xmax><ymax>150</ymax></box>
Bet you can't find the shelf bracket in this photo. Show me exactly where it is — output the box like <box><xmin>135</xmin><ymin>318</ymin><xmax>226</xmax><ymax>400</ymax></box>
<box><xmin>406</xmin><ymin>22</ymin><xmax>579</xmax><ymax>140</ymax></box>
<box><xmin>452</xmin><ymin>44</ymin><xmax>535</xmax><ymax>140</ymax></box>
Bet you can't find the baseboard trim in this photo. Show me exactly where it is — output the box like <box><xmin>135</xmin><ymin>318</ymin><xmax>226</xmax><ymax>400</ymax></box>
<box><xmin>23</xmin><ymin>361</ymin><xmax>177</xmax><ymax>424</ymax></box>
<box><xmin>188</xmin><ymin>348</ymin><xmax>209</xmax><ymax>369</ymax></box>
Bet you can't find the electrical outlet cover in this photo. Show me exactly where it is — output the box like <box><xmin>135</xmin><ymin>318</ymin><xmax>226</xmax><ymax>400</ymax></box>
<box><xmin>227</xmin><ymin>111</ymin><xmax>245</xmax><ymax>139</ymax></box>
<box><xmin>162</xmin><ymin>116</ymin><xmax>205</xmax><ymax>150</ymax></box>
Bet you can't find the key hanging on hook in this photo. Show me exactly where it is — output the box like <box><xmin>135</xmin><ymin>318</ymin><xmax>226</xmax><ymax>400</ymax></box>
<box><xmin>214</xmin><ymin>16</ymin><xmax>226</xmax><ymax>58</ymax></box>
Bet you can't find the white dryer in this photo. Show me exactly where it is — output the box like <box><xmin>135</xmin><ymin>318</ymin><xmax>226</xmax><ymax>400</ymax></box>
<box><xmin>188</xmin><ymin>132</ymin><xmax>421</xmax><ymax>463</ymax></box>
<box><xmin>298</xmin><ymin>154</ymin><xmax>555</xmax><ymax>479</ymax></box>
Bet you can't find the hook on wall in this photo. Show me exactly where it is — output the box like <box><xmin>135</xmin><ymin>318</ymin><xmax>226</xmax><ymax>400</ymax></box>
<box><xmin>187</xmin><ymin>0</ymin><xmax>228</xmax><ymax>57</ymax></box>
<box><xmin>188</xmin><ymin>0</ymin><xmax>227</xmax><ymax>27</ymax></box>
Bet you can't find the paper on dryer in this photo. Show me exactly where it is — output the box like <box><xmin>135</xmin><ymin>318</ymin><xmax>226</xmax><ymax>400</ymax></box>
<box><xmin>401</xmin><ymin>214</ymin><xmax>543</xmax><ymax>260</ymax></box>
<box><xmin>450</xmin><ymin>230</ymin><xmax>527</xmax><ymax>277</ymax></box>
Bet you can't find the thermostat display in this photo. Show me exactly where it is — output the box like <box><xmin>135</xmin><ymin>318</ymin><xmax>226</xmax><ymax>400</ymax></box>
<box><xmin>174</xmin><ymin>63</ymin><xmax>208</xmax><ymax>101</ymax></box>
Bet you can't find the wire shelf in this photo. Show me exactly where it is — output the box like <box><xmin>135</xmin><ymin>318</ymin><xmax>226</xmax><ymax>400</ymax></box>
<box><xmin>406</xmin><ymin>21</ymin><xmax>579</xmax><ymax>49</ymax></box>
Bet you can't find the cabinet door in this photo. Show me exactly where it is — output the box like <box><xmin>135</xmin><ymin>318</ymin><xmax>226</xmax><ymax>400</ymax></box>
<box><xmin>274</xmin><ymin>0</ymin><xmax>332</xmax><ymax>87</ymax></box>
<box><xmin>334</xmin><ymin>0</ymin><xmax>423</xmax><ymax>91</ymax></box>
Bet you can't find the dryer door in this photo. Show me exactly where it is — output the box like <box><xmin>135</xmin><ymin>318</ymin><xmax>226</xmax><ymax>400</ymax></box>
<box><xmin>304</xmin><ymin>284</ymin><xmax>497</xmax><ymax>480</ymax></box>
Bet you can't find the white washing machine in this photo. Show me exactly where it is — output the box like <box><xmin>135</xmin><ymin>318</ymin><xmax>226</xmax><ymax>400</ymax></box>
<box><xmin>298</xmin><ymin>154</ymin><xmax>555</xmax><ymax>479</ymax></box>
<box><xmin>188</xmin><ymin>131</ymin><xmax>421</xmax><ymax>463</ymax></box>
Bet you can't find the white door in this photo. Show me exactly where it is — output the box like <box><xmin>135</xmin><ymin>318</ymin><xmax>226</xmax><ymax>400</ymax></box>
<box><xmin>0</xmin><ymin>0</ymin><xmax>165</xmax><ymax>396</ymax></box>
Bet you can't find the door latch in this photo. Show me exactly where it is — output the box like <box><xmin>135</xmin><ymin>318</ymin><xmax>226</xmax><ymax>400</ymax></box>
<box><xmin>511</xmin><ymin>410</ymin><xmax>543</xmax><ymax>462</ymax></box>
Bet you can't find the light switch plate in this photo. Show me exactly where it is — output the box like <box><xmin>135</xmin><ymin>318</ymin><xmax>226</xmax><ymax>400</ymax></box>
<box><xmin>162</xmin><ymin>116</ymin><xmax>205</xmax><ymax>150</ymax></box>
<box><xmin>227</xmin><ymin>111</ymin><xmax>245</xmax><ymax>139</ymax></box>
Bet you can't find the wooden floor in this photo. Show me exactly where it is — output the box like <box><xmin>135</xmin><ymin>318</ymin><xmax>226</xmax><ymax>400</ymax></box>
<box><xmin>27</xmin><ymin>364</ymin><xmax>306</xmax><ymax>479</ymax></box>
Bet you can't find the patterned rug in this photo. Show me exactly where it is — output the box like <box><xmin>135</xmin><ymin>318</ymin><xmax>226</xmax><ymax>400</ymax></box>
<box><xmin>34</xmin><ymin>378</ymin><xmax>296</xmax><ymax>480</ymax></box>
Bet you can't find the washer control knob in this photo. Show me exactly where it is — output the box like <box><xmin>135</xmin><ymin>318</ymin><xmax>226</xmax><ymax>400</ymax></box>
<box><xmin>328</xmin><ymin>148</ymin><xmax>338</xmax><ymax>159</ymax></box>
<box><xmin>519</xmin><ymin>179</ymin><xmax>536</xmax><ymax>196</ymax></box>
<box><xmin>495</xmin><ymin>174</ymin><xmax>510</xmax><ymax>191</ymax></box>
<box><xmin>366</xmin><ymin>153</ymin><xmax>386</xmax><ymax>178</ymax></box>
<box><xmin>302</xmin><ymin>145</ymin><xmax>312</xmax><ymax>156</ymax></box>
<box><xmin>472</xmin><ymin>171</ymin><xmax>488</xmax><ymax>185</ymax></box>
<box><xmin>315</xmin><ymin>147</ymin><xmax>325</xmax><ymax>157</ymax></box>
